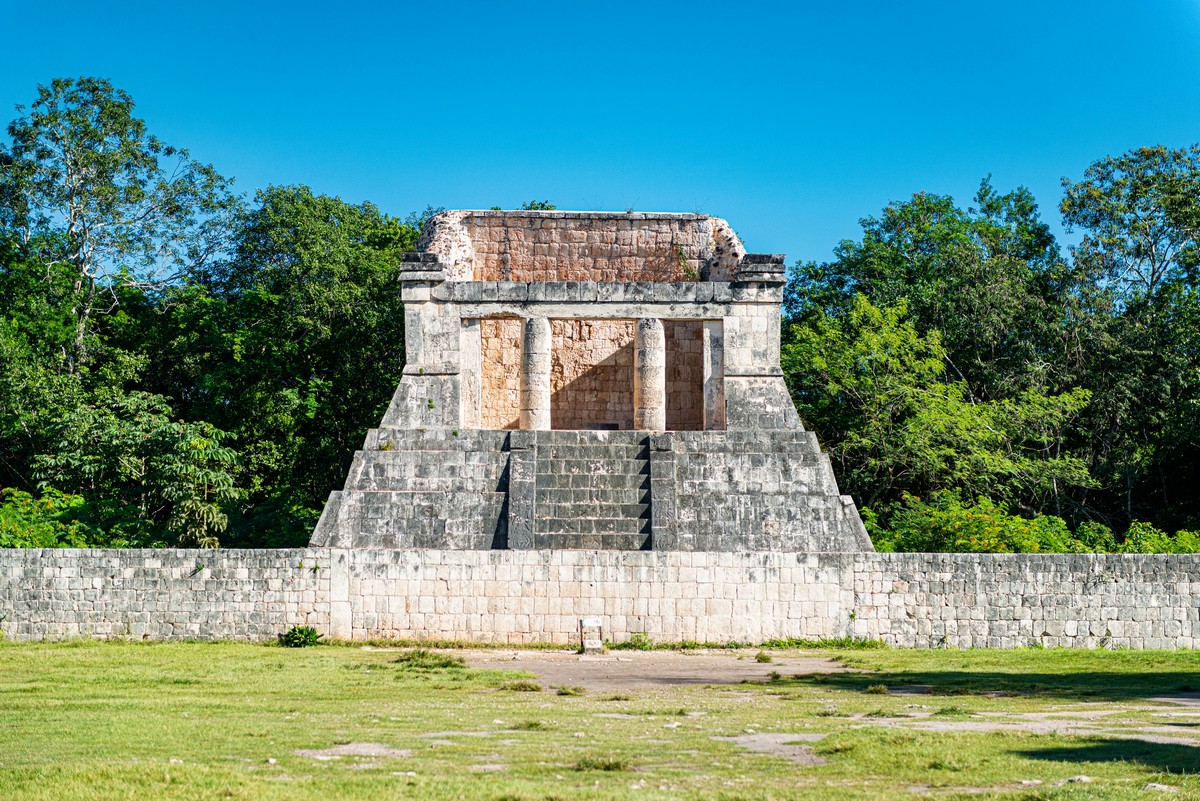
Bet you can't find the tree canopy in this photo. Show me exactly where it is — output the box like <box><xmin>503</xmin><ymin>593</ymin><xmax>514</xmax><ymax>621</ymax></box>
<box><xmin>2</xmin><ymin>77</ymin><xmax>1199</xmax><ymax>552</ymax></box>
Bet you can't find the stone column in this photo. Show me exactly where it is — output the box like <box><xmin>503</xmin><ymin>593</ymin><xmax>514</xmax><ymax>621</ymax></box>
<box><xmin>703</xmin><ymin>320</ymin><xmax>725</xmax><ymax>430</ymax></box>
<box><xmin>519</xmin><ymin>317</ymin><xmax>552</xmax><ymax>430</ymax></box>
<box><xmin>634</xmin><ymin>317</ymin><xmax>666</xmax><ymax>431</ymax></box>
<box><xmin>460</xmin><ymin>318</ymin><xmax>482</xmax><ymax>429</ymax></box>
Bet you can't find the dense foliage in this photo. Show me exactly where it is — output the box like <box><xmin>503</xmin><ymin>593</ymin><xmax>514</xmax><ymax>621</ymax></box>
<box><xmin>785</xmin><ymin>160</ymin><xmax>1200</xmax><ymax>550</ymax></box>
<box><xmin>2</xmin><ymin>77</ymin><xmax>1198</xmax><ymax>552</ymax></box>
<box><xmin>1</xmin><ymin>79</ymin><xmax>416</xmax><ymax>547</ymax></box>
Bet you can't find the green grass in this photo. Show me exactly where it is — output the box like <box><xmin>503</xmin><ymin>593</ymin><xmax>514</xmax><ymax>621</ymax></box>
<box><xmin>1</xmin><ymin>641</ymin><xmax>1199</xmax><ymax>799</ymax></box>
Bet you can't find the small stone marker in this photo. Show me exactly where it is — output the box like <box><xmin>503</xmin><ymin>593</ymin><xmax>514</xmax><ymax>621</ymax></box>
<box><xmin>580</xmin><ymin>617</ymin><xmax>604</xmax><ymax>654</ymax></box>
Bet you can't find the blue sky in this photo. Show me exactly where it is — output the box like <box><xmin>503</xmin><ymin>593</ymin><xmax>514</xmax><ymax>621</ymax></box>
<box><xmin>3</xmin><ymin>1</ymin><xmax>1200</xmax><ymax>263</ymax></box>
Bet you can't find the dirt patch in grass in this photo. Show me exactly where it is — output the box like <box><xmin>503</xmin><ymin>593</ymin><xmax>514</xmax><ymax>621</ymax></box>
<box><xmin>714</xmin><ymin>732</ymin><xmax>828</xmax><ymax>765</ymax></box>
<box><xmin>295</xmin><ymin>742</ymin><xmax>413</xmax><ymax>760</ymax></box>
<box><xmin>463</xmin><ymin>649</ymin><xmax>849</xmax><ymax>691</ymax></box>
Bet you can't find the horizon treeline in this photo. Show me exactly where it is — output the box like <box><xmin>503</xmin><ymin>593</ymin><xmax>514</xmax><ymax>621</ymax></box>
<box><xmin>2</xmin><ymin>77</ymin><xmax>1198</xmax><ymax>553</ymax></box>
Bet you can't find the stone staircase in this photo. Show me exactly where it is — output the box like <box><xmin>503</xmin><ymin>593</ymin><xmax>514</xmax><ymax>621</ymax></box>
<box><xmin>531</xmin><ymin>431</ymin><xmax>652</xmax><ymax>550</ymax></box>
<box><xmin>312</xmin><ymin>427</ymin><xmax>871</xmax><ymax>553</ymax></box>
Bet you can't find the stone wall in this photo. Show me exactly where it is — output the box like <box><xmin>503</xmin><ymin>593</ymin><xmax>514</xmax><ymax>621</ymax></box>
<box><xmin>4</xmin><ymin>550</ymin><xmax>1198</xmax><ymax>649</ymax></box>
<box><xmin>664</xmin><ymin>321</ymin><xmax>704</xmax><ymax>431</ymax></box>
<box><xmin>391</xmin><ymin>279</ymin><xmax>794</xmax><ymax>432</ymax></box>
<box><xmin>550</xmin><ymin>319</ymin><xmax>636</xmax><ymax>430</ymax></box>
<box><xmin>480</xmin><ymin>318</ymin><xmax>522</xmax><ymax>429</ymax></box>
<box><xmin>478</xmin><ymin>318</ymin><xmax>712</xmax><ymax>432</ymax></box>
<box><xmin>418</xmin><ymin>211</ymin><xmax>745</xmax><ymax>283</ymax></box>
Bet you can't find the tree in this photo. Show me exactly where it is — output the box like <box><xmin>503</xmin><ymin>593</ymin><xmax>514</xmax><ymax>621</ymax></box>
<box><xmin>783</xmin><ymin>295</ymin><xmax>1093</xmax><ymax>519</ymax></box>
<box><xmin>137</xmin><ymin>186</ymin><xmax>416</xmax><ymax>545</ymax></box>
<box><xmin>1062</xmin><ymin>145</ymin><xmax>1200</xmax><ymax>299</ymax></box>
<box><xmin>0</xmin><ymin>77</ymin><xmax>240</xmax><ymax>370</ymax></box>
<box><xmin>1058</xmin><ymin>146</ymin><xmax>1200</xmax><ymax>531</ymax></box>
<box><xmin>0</xmin><ymin>488</ymin><xmax>103</xmax><ymax>548</ymax></box>
<box><xmin>31</xmin><ymin>389</ymin><xmax>238</xmax><ymax>547</ymax></box>
<box><xmin>787</xmin><ymin>180</ymin><xmax>1071</xmax><ymax>402</ymax></box>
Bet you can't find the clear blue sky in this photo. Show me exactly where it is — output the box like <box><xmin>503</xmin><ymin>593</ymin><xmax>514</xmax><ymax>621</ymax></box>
<box><xmin>3</xmin><ymin>1</ymin><xmax>1199</xmax><ymax>263</ymax></box>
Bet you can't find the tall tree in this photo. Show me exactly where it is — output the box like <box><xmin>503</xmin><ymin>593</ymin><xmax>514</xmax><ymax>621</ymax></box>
<box><xmin>136</xmin><ymin>186</ymin><xmax>417</xmax><ymax>545</ymax></box>
<box><xmin>1062</xmin><ymin>145</ymin><xmax>1200</xmax><ymax>299</ymax></box>
<box><xmin>1059</xmin><ymin>145</ymin><xmax>1200</xmax><ymax>531</ymax></box>
<box><xmin>783</xmin><ymin>294</ymin><xmax>1092</xmax><ymax>520</ymax></box>
<box><xmin>0</xmin><ymin>77</ymin><xmax>240</xmax><ymax>370</ymax></box>
<box><xmin>787</xmin><ymin>180</ymin><xmax>1071</xmax><ymax>402</ymax></box>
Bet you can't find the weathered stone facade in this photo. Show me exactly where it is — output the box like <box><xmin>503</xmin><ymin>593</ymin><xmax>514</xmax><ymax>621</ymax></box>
<box><xmin>312</xmin><ymin>211</ymin><xmax>870</xmax><ymax>552</ymax></box>
<box><xmin>4</xmin><ymin>549</ymin><xmax>1199</xmax><ymax>650</ymax></box>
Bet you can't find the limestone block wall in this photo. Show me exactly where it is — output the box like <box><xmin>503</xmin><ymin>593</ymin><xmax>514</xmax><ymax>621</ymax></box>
<box><xmin>4</xmin><ymin>550</ymin><xmax>1199</xmax><ymax>649</ymax></box>
<box><xmin>0</xmin><ymin>548</ymin><xmax>337</xmax><ymax>641</ymax></box>
<box><xmin>480</xmin><ymin>318</ymin><xmax>522</xmax><ymax>429</ymax></box>
<box><xmin>664</xmin><ymin>321</ymin><xmax>704</xmax><ymax>431</ymax></box>
<box><xmin>419</xmin><ymin>211</ymin><xmax>745</xmax><ymax>282</ymax></box>
<box><xmin>550</xmin><ymin>319</ymin><xmax>636</xmax><ymax>430</ymax></box>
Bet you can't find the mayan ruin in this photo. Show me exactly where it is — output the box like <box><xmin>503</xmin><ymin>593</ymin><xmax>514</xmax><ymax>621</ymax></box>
<box><xmin>310</xmin><ymin>210</ymin><xmax>872</xmax><ymax>553</ymax></box>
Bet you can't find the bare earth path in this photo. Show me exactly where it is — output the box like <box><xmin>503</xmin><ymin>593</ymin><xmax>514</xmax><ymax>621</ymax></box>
<box><xmin>459</xmin><ymin>649</ymin><xmax>851</xmax><ymax>690</ymax></box>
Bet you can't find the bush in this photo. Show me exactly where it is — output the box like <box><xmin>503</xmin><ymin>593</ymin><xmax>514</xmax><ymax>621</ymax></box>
<box><xmin>611</xmin><ymin>632</ymin><xmax>654</xmax><ymax>651</ymax></box>
<box><xmin>877</xmin><ymin>491</ymin><xmax>1076</xmax><ymax>553</ymax></box>
<box><xmin>0</xmin><ymin>488</ymin><xmax>106</xmax><ymax>548</ymax></box>
<box><xmin>393</xmin><ymin>649</ymin><xmax>466</xmax><ymax>670</ymax></box>
<box><xmin>279</xmin><ymin>625</ymin><xmax>324</xmax><ymax>647</ymax></box>
<box><xmin>1117</xmin><ymin>521</ymin><xmax>1200</xmax><ymax>554</ymax></box>
<box><xmin>875</xmin><ymin>490</ymin><xmax>1200</xmax><ymax>554</ymax></box>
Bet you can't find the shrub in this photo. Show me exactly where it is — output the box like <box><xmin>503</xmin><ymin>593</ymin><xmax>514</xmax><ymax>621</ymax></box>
<box><xmin>393</xmin><ymin>649</ymin><xmax>466</xmax><ymax>670</ymax></box>
<box><xmin>279</xmin><ymin>625</ymin><xmax>324</xmax><ymax>647</ymax></box>
<box><xmin>1117</xmin><ymin>521</ymin><xmax>1200</xmax><ymax>553</ymax></box>
<box><xmin>0</xmin><ymin>488</ymin><xmax>105</xmax><ymax>548</ymax></box>
<box><xmin>876</xmin><ymin>490</ymin><xmax>1200</xmax><ymax>554</ymax></box>
<box><xmin>878</xmin><ymin>491</ymin><xmax>1076</xmax><ymax>553</ymax></box>
<box><xmin>574</xmin><ymin>756</ymin><xmax>628</xmax><ymax>771</ymax></box>
<box><xmin>611</xmin><ymin>632</ymin><xmax>654</xmax><ymax>651</ymax></box>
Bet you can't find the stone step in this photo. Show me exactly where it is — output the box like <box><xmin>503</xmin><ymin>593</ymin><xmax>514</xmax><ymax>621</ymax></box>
<box><xmin>343</xmin><ymin>450</ymin><xmax>508</xmax><ymax>492</ymax></box>
<box><xmin>529</xmin><ymin>531</ymin><xmax>651</xmax><ymax>550</ymax></box>
<box><xmin>533</xmin><ymin>516</ymin><xmax>650</xmax><ymax>535</ymax></box>
<box><xmin>311</xmin><ymin>490</ymin><xmax>506</xmax><ymax>549</ymax></box>
<box><xmin>535</xmin><ymin>473</ymin><xmax>650</xmax><ymax>490</ymax></box>
<box><xmin>530</xmin><ymin>430</ymin><xmax>648</xmax><ymax>446</ymax></box>
<box><xmin>534</xmin><ymin>458</ymin><xmax>649</xmax><ymax>476</ymax></box>
<box><xmin>534</xmin><ymin>502</ymin><xmax>650</xmax><ymax>520</ymax></box>
<box><xmin>537</xmin><ymin>443</ymin><xmax>648</xmax><ymax>460</ymax></box>
<box><xmin>530</xmin><ymin>486</ymin><xmax>649</xmax><ymax>504</ymax></box>
<box><xmin>531</xmin><ymin>532</ymin><xmax>649</xmax><ymax>550</ymax></box>
<box><xmin>346</xmin><ymin>475</ymin><xmax>508</xmax><ymax>492</ymax></box>
<box><xmin>673</xmin><ymin>430</ymin><xmax>818</xmax><ymax>445</ymax></box>
<box><xmin>368</xmin><ymin>428</ymin><xmax>511</xmax><ymax>451</ymax></box>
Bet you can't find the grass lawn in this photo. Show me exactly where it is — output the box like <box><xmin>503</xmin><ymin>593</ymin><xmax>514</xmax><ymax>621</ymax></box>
<box><xmin>2</xmin><ymin>640</ymin><xmax>1199</xmax><ymax>800</ymax></box>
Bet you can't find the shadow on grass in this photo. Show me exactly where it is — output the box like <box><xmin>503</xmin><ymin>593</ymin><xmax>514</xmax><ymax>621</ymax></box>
<box><xmin>1016</xmin><ymin>738</ymin><xmax>1200</xmax><ymax>774</ymax></box>
<box><xmin>791</xmin><ymin>671</ymin><xmax>1200</xmax><ymax>701</ymax></box>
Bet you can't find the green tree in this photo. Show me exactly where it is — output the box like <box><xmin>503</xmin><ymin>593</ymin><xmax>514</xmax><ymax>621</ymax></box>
<box><xmin>1058</xmin><ymin>146</ymin><xmax>1200</xmax><ymax>531</ymax></box>
<box><xmin>783</xmin><ymin>295</ymin><xmax>1093</xmax><ymax>519</ymax></box>
<box><xmin>787</xmin><ymin>180</ymin><xmax>1070</xmax><ymax>402</ymax></box>
<box><xmin>138</xmin><ymin>186</ymin><xmax>416</xmax><ymax>545</ymax></box>
<box><xmin>0</xmin><ymin>487</ymin><xmax>103</xmax><ymax>548</ymax></box>
<box><xmin>0</xmin><ymin>77</ymin><xmax>241</xmax><ymax>370</ymax></box>
<box><xmin>1062</xmin><ymin>145</ymin><xmax>1200</xmax><ymax>299</ymax></box>
<box><xmin>31</xmin><ymin>389</ymin><xmax>238</xmax><ymax>547</ymax></box>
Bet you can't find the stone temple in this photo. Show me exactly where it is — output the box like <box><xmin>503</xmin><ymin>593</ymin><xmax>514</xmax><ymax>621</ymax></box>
<box><xmin>310</xmin><ymin>211</ymin><xmax>872</xmax><ymax>553</ymax></box>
